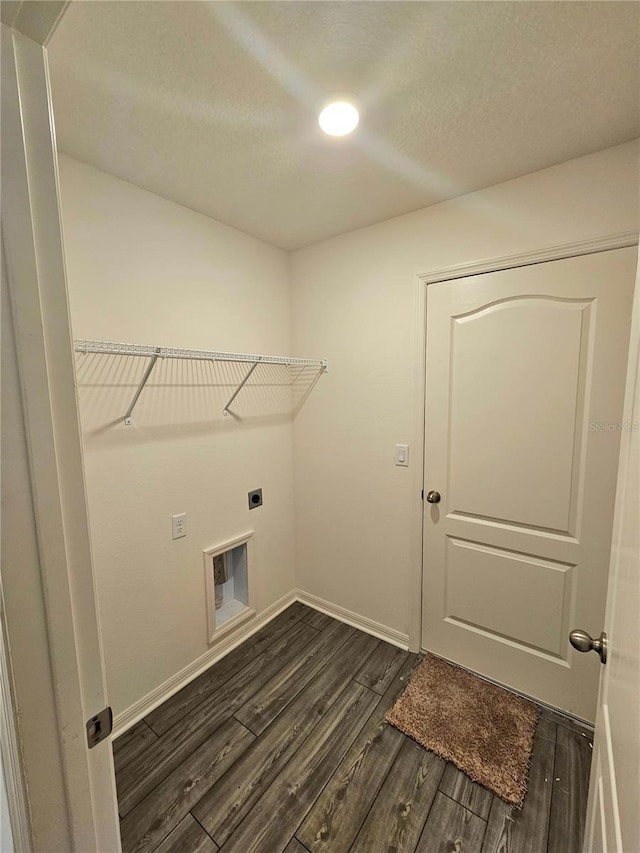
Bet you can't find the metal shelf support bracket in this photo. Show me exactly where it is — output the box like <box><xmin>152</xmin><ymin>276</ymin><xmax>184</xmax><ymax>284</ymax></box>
<box><xmin>223</xmin><ymin>358</ymin><xmax>262</xmax><ymax>416</ymax></box>
<box><xmin>124</xmin><ymin>348</ymin><xmax>162</xmax><ymax>425</ymax></box>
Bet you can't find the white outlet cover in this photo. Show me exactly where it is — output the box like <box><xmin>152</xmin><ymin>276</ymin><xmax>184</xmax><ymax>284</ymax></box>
<box><xmin>172</xmin><ymin>512</ymin><xmax>187</xmax><ymax>539</ymax></box>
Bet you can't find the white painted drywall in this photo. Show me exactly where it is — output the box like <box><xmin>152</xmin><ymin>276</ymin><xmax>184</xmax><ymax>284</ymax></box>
<box><xmin>58</xmin><ymin>155</ymin><xmax>296</xmax><ymax>716</ymax></box>
<box><xmin>291</xmin><ymin>140</ymin><xmax>640</xmax><ymax>642</ymax></box>
<box><xmin>59</xmin><ymin>141</ymin><xmax>639</xmax><ymax>720</ymax></box>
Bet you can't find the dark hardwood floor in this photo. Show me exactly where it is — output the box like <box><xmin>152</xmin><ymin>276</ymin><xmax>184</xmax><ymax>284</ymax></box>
<box><xmin>113</xmin><ymin>603</ymin><xmax>593</xmax><ymax>853</ymax></box>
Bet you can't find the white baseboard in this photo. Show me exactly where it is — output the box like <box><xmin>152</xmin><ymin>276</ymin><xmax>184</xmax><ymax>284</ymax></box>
<box><xmin>113</xmin><ymin>587</ymin><xmax>409</xmax><ymax>737</ymax></box>
<box><xmin>112</xmin><ymin>589</ymin><xmax>297</xmax><ymax>736</ymax></box>
<box><xmin>294</xmin><ymin>589</ymin><xmax>409</xmax><ymax>650</ymax></box>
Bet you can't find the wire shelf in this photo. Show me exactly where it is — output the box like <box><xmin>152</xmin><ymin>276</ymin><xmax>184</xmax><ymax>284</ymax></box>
<box><xmin>74</xmin><ymin>339</ymin><xmax>326</xmax><ymax>368</ymax></box>
<box><xmin>73</xmin><ymin>339</ymin><xmax>328</xmax><ymax>423</ymax></box>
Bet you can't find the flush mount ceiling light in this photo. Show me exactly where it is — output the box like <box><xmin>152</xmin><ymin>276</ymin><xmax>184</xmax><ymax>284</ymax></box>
<box><xmin>318</xmin><ymin>96</ymin><xmax>360</xmax><ymax>137</ymax></box>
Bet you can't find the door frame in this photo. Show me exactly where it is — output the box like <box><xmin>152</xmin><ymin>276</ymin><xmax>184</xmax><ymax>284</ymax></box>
<box><xmin>408</xmin><ymin>230</ymin><xmax>639</xmax><ymax>653</ymax></box>
<box><xmin>0</xmin><ymin>602</ymin><xmax>30</xmax><ymax>851</ymax></box>
<box><xmin>1</xmin><ymin>9</ymin><xmax>121</xmax><ymax>851</ymax></box>
<box><xmin>584</xmin><ymin>248</ymin><xmax>640</xmax><ymax>852</ymax></box>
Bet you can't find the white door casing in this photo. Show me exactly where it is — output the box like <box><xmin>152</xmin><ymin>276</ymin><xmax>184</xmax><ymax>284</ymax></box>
<box><xmin>422</xmin><ymin>247</ymin><xmax>637</xmax><ymax>721</ymax></box>
<box><xmin>1</xmin><ymin>21</ymin><xmax>121</xmax><ymax>853</ymax></box>
<box><xmin>584</xmin><ymin>255</ymin><xmax>640</xmax><ymax>853</ymax></box>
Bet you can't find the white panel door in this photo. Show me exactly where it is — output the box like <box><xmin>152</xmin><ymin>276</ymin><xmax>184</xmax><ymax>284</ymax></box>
<box><xmin>422</xmin><ymin>248</ymin><xmax>636</xmax><ymax>720</ymax></box>
<box><xmin>585</xmin><ymin>257</ymin><xmax>640</xmax><ymax>853</ymax></box>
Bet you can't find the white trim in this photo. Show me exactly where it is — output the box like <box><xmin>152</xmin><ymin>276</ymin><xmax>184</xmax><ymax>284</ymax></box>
<box><xmin>1</xmin><ymin>1</ymin><xmax>69</xmax><ymax>45</ymax></box>
<box><xmin>113</xmin><ymin>589</ymin><xmax>297</xmax><ymax>736</ymax></box>
<box><xmin>602</xmin><ymin>704</ymin><xmax>624</xmax><ymax>852</ymax></box>
<box><xmin>203</xmin><ymin>531</ymin><xmax>254</xmax><ymax>644</ymax></box>
<box><xmin>411</xmin><ymin>230</ymin><xmax>639</xmax><ymax>655</ymax></box>
<box><xmin>1</xmin><ymin>27</ymin><xmax>120</xmax><ymax>851</ymax></box>
<box><xmin>408</xmin><ymin>275</ymin><xmax>428</xmax><ymax>653</ymax></box>
<box><xmin>418</xmin><ymin>231</ymin><xmax>638</xmax><ymax>286</ymax></box>
<box><xmin>113</xmin><ymin>587</ymin><xmax>408</xmax><ymax>737</ymax></box>
<box><xmin>294</xmin><ymin>590</ymin><xmax>409</xmax><ymax>650</ymax></box>
<box><xmin>206</xmin><ymin>606</ymin><xmax>257</xmax><ymax>646</ymax></box>
<box><xmin>0</xmin><ymin>610</ymin><xmax>31</xmax><ymax>852</ymax></box>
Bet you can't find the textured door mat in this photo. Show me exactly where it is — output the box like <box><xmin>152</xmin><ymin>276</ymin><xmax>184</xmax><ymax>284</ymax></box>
<box><xmin>386</xmin><ymin>654</ymin><xmax>540</xmax><ymax>806</ymax></box>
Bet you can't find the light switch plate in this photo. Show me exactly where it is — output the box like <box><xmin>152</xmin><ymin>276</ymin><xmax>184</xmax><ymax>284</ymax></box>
<box><xmin>395</xmin><ymin>444</ymin><xmax>409</xmax><ymax>467</ymax></box>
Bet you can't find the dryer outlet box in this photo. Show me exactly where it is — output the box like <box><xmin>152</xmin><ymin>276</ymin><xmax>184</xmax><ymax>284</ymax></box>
<box><xmin>248</xmin><ymin>488</ymin><xmax>263</xmax><ymax>510</ymax></box>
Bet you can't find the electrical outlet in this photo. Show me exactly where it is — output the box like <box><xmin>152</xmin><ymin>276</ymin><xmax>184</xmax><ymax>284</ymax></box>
<box><xmin>172</xmin><ymin>513</ymin><xmax>187</xmax><ymax>539</ymax></box>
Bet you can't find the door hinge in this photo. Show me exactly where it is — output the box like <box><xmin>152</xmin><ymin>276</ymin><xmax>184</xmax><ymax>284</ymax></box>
<box><xmin>86</xmin><ymin>706</ymin><xmax>113</xmax><ymax>749</ymax></box>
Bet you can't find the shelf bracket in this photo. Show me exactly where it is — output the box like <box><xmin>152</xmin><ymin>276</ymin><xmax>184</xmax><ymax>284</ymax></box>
<box><xmin>124</xmin><ymin>348</ymin><xmax>161</xmax><ymax>425</ymax></box>
<box><xmin>223</xmin><ymin>358</ymin><xmax>261</xmax><ymax>416</ymax></box>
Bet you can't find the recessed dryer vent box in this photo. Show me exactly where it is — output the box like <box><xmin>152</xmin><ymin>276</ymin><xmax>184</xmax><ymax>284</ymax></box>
<box><xmin>203</xmin><ymin>532</ymin><xmax>255</xmax><ymax>643</ymax></box>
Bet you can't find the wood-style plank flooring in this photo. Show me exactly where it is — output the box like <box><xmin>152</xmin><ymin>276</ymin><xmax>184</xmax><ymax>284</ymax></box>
<box><xmin>113</xmin><ymin>603</ymin><xmax>594</xmax><ymax>853</ymax></box>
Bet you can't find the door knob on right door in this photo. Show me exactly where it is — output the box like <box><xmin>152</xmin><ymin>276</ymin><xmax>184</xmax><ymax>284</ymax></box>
<box><xmin>570</xmin><ymin>629</ymin><xmax>608</xmax><ymax>664</ymax></box>
<box><xmin>426</xmin><ymin>490</ymin><xmax>441</xmax><ymax>504</ymax></box>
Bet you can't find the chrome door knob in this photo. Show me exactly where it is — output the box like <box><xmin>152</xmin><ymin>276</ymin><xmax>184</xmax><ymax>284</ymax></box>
<box><xmin>426</xmin><ymin>490</ymin><xmax>441</xmax><ymax>504</ymax></box>
<box><xmin>570</xmin><ymin>629</ymin><xmax>607</xmax><ymax>664</ymax></box>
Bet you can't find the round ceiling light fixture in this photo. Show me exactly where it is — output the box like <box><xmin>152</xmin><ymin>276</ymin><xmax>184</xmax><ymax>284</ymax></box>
<box><xmin>318</xmin><ymin>96</ymin><xmax>360</xmax><ymax>137</ymax></box>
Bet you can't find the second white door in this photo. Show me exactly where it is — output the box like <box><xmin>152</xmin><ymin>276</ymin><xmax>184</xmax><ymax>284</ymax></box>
<box><xmin>422</xmin><ymin>247</ymin><xmax>636</xmax><ymax>721</ymax></box>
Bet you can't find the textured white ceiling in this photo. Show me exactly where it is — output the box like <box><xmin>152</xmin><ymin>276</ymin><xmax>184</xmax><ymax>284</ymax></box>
<box><xmin>48</xmin><ymin>1</ymin><xmax>640</xmax><ymax>250</ymax></box>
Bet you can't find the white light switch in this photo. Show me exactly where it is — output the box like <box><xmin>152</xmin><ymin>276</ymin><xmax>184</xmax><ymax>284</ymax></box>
<box><xmin>395</xmin><ymin>444</ymin><xmax>409</xmax><ymax>467</ymax></box>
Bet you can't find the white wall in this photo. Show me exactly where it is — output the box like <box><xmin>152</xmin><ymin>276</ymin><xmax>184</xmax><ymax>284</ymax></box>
<box><xmin>291</xmin><ymin>140</ymin><xmax>640</xmax><ymax>643</ymax></box>
<box><xmin>60</xmin><ymin>141</ymin><xmax>639</xmax><ymax>719</ymax></box>
<box><xmin>59</xmin><ymin>155</ymin><xmax>296</xmax><ymax>716</ymax></box>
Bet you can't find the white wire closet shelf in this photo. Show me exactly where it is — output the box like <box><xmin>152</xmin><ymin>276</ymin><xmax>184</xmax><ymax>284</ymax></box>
<box><xmin>74</xmin><ymin>339</ymin><xmax>328</xmax><ymax>424</ymax></box>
